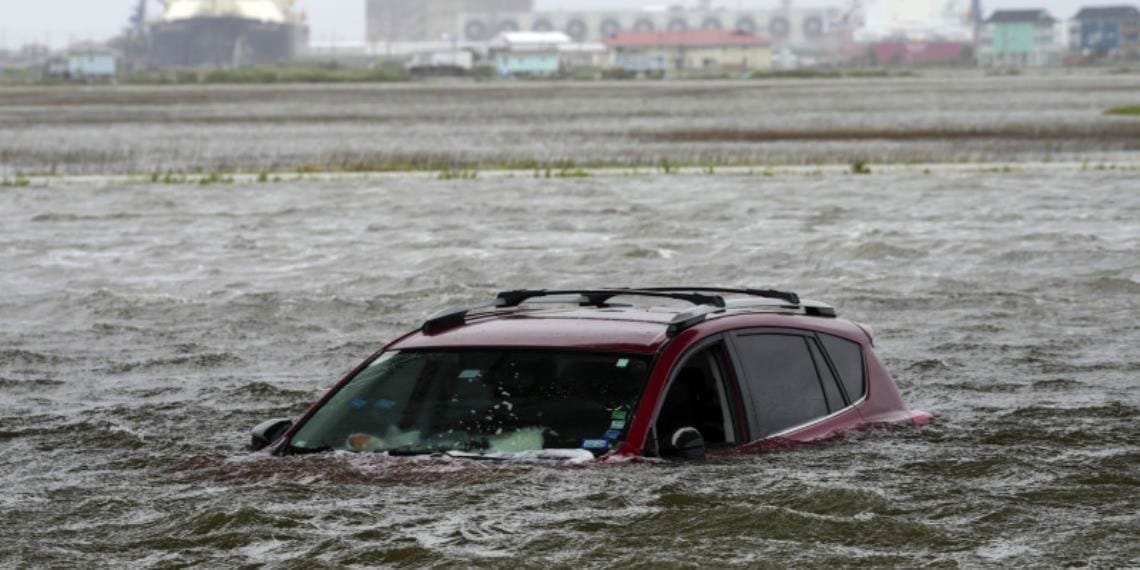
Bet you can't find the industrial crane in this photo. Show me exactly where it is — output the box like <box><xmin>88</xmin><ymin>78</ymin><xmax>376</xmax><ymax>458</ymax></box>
<box><xmin>129</xmin><ymin>0</ymin><xmax>149</xmax><ymax>37</ymax></box>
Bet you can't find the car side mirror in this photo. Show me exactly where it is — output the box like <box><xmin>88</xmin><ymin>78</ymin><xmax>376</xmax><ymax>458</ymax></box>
<box><xmin>667</xmin><ymin>427</ymin><xmax>706</xmax><ymax>461</ymax></box>
<box><xmin>250</xmin><ymin>418</ymin><xmax>293</xmax><ymax>451</ymax></box>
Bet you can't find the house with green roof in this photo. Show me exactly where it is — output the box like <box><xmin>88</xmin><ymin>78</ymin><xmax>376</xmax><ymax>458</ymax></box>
<box><xmin>977</xmin><ymin>9</ymin><xmax>1063</xmax><ymax>67</ymax></box>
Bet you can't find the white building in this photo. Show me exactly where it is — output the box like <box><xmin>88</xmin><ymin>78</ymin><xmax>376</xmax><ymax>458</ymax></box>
<box><xmin>857</xmin><ymin>0</ymin><xmax>975</xmax><ymax>42</ymax></box>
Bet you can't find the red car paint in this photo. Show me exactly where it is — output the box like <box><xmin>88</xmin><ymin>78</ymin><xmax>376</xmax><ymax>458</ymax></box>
<box><xmin>274</xmin><ymin>295</ymin><xmax>931</xmax><ymax>459</ymax></box>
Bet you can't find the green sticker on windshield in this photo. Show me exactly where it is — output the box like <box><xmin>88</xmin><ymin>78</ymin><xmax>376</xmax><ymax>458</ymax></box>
<box><xmin>610</xmin><ymin>419</ymin><xmax>626</xmax><ymax>430</ymax></box>
<box><xmin>611</xmin><ymin>409</ymin><xmax>628</xmax><ymax>421</ymax></box>
<box><xmin>616</xmin><ymin>358</ymin><xmax>630</xmax><ymax>368</ymax></box>
<box><xmin>458</xmin><ymin>369</ymin><xmax>482</xmax><ymax>380</ymax></box>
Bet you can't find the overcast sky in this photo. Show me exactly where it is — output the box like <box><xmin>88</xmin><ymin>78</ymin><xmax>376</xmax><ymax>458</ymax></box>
<box><xmin>0</xmin><ymin>0</ymin><xmax>1106</xmax><ymax>48</ymax></box>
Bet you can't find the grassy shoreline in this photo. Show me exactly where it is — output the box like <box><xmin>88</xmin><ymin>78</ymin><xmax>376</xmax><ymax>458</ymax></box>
<box><xmin>0</xmin><ymin>66</ymin><xmax>923</xmax><ymax>87</ymax></box>
<box><xmin>1106</xmin><ymin>105</ymin><xmax>1140</xmax><ymax>116</ymax></box>
<box><xmin>4</xmin><ymin>160</ymin><xmax>1137</xmax><ymax>188</ymax></box>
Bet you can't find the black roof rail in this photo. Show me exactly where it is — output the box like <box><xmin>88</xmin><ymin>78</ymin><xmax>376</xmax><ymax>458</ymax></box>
<box><xmin>723</xmin><ymin>297</ymin><xmax>838</xmax><ymax>318</ymax></box>
<box><xmin>422</xmin><ymin>289</ymin><xmax>727</xmax><ymax>334</ymax></box>
<box><xmin>667</xmin><ymin>305</ymin><xmax>726</xmax><ymax>337</ymax></box>
<box><xmin>421</xmin><ymin>300</ymin><xmax>503</xmax><ymax>334</ymax></box>
<box><xmin>496</xmin><ymin>289</ymin><xmax>726</xmax><ymax>308</ymax></box>
<box><xmin>629</xmin><ymin>287</ymin><xmax>801</xmax><ymax>306</ymax></box>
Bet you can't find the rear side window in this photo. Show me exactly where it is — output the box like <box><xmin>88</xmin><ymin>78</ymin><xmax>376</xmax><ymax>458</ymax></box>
<box><xmin>819</xmin><ymin>334</ymin><xmax>866</xmax><ymax>401</ymax></box>
<box><xmin>808</xmin><ymin>340</ymin><xmax>845</xmax><ymax>412</ymax></box>
<box><xmin>733</xmin><ymin>334</ymin><xmax>829</xmax><ymax>438</ymax></box>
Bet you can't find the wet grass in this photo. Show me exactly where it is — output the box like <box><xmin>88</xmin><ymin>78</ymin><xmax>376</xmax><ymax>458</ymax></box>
<box><xmin>633</xmin><ymin>123</ymin><xmax>1140</xmax><ymax>144</ymax></box>
<box><xmin>1106</xmin><ymin>105</ymin><xmax>1140</xmax><ymax>116</ymax></box>
<box><xmin>437</xmin><ymin>168</ymin><xmax>477</xmax><ymax>181</ymax></box>
<box><xmin>10</xmin><ymin>157</ymin><xmax>1137</xmax><ymax>188</ymax></box>
<box><xmin>1</xmin><ymin>174</ymin><xmax>31</xmax><ymax>187</ymax></box>
<box><xmin>749</xmin><ymin>68</ymin><xmax>916</xmax><ymax>80</ymax></box>
<box><xmin>145</xmin><ymin>170</ymin><xmax>237</xmax><ymax>185</ymax></box>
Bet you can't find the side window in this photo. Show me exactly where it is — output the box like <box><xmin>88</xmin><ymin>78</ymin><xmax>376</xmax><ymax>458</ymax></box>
<box><xmin>808</xmin><ymin>340</ymin><xmax>845</xmax><ymax>412</ymax></box>
<box><xmin>819</xmin><ymin>334</ymin><xmax>866</xmax><ymax>402</ymax></box>
<box><xmin>654</xmin><ymin>344</ymin><xmax>740</xmax><ymax>451</ymax></box>
<box><xmin>734</xmin><ymin>334</ymin><xmax>828</xmax><ymax>438</ymax></box>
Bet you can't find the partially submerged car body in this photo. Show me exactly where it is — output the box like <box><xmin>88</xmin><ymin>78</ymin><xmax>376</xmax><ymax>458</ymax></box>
<box><xmin>253</xmin><ymin>288</ymin><xmax>932</xmax><ymax>460</ymax></box>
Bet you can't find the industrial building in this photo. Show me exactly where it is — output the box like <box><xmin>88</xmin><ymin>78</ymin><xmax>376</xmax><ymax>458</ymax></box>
<box><xmin>459</xmin><ymin>4</ymin><xmax>844</xmax><ymax>58</ymax></box>
<box><xmin>367</xmin><ymin>0</ymin><xmax>533</xmax><ymax>44</ymax></box>
<box><xmin>148</xmin><ymin>0</ymin><xmax>309</xmax><ymax>67</ymax></box>
<box><xmin>976</xmin><ymin>10</ymin><xmax>1063</xmax><ymax>68</ymax></box>
<box><xmin>855</xmin><ymin>0</ymin><xmax>976</xmax><ymax>42</ymax></box>
<box><xmin>366</xmin><ymin>0</ymin><xmax>843</xmax><ymax>60</ymax></box>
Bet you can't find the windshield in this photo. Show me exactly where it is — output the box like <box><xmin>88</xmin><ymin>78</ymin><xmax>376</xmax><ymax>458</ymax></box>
<box><xmin>289</xmin><ymin>349</ymin><xmax>651</xmax><ymax>456</ymax></box>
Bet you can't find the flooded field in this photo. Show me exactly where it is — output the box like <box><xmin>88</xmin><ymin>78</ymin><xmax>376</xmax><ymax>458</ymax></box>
<box><xmin>2</xmin><ymin>74</ymin><xmax>1140</xmax><ymax>176</ymax></box>
<box><xmin>1</xmin><ymin>165</ymin><xmax>1137</xmax><ymax>565</ymax></box>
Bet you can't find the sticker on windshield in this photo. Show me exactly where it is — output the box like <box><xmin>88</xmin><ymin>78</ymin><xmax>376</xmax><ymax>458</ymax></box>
<box><xmin>616</xmin><ymin>358</ymin><xmax>630</xmax><ymax>368</ymax></box>
<box><xmin>609</xmin><ymin>419</ymin><xmax>626</xmax><ymax>430</ymax></box>
<box><xmin>603</xmin><ymin>429</ymin><xmax>623</xmax><ymax>440</ymax></box>
<box><xmin>581</xmin><ymin>438</ymin><xmax>611</xmax><ymax>450</ymax></box>
<box><xmin>458</xmin><ymin>369</ymin><xmax>482</xmax><ymax>380</ymax></box>
<box><xmin>610</xmin><ymin>409</ymin><xmax>628</xmax><ymax>421</ymax></box>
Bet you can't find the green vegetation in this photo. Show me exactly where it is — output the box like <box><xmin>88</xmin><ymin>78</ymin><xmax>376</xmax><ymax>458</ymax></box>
<box><xmin>438</xmin><ymin>168</ymin><xmax>477</xmax><ymax>180</ymax></box>
<box><xmin>150</xmin><ymin>170</ymin><xmax>189</xmax><ymax>184</ymax></box>
<box><xmin>197</xmin><ymin>172</ymin><xmax>234</xmax><ymax>185</ymax></box>
<box><xmin>20</xmin><ymin>159</ymin><xmax>1138</xmax><ymax>189</ymax></box>
<box><xmin>1</xmin><ymin>174</ymin><xmax>31</xmax><ymax>187</ymax></box>
<box><xmin>144</xmin><ymin>170</ymin><xmax>237</xmax><ymax>185</ymax></box>
<box><xmin>0</xmin><ymin>69</ymin><xmax>37</xmax><ymax>85</ymax></box>
<box><xmin>749</xmin><ymin>68</ymin><xmax>916</xmax><ymax>80</ymax></box>
<box><xmin>1106</xmin><ymin>105</ymin><xmax>1140</xmax><ymax>116</ymax></box>
<box><xmin>556</xmin><ymin>166</ymin><xmax>590</xmax><ymax>178</ymax></box>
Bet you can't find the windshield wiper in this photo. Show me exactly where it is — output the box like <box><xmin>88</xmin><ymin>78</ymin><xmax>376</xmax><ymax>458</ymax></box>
<box><xmin>386</xmin><ymin>449</ymin><xmax>439</xmax><ymax>457</ymax></box>
<box><xmin>382</xmin><ymin>449</ymin><xmax>507</xmax><ymax>461</ymax></box>
<box><xmin>284</xmin><ymin>444</ymin><xmax>333</xmax><ymax>455</ymax></box>
<box><xmin>444</xmin><ymin>451</ymin><xmax>509</xmax><ymax>461</ymax></box>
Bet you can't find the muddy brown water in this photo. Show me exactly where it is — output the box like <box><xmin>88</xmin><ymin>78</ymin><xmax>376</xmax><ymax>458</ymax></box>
<box><xmin>1</xmin><ymin>167</ymin><xmax>1137</xmax><ymax>566</ymax></box>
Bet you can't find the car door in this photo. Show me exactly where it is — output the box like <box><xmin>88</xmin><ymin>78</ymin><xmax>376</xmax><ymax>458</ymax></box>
<box><xmin>725</xmin><ymin>328</ymin><xmax>854</xmax><ymax>441</ymax></box>
<box><xmin>648</xmin><ymin>335</ymin><xmax>750</xmax><ymax>455</ymax></box>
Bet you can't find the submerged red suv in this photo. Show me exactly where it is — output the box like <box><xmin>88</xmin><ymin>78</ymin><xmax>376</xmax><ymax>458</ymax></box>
<box><xmin>251</xmin><ymin>288</ymin><xmax>932</xmax><ymax>461</ymax></box>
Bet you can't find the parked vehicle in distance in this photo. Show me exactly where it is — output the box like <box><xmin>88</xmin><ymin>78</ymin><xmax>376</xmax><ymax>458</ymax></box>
<box><xmin>251</xmin><ymin>288</ymin><xmax>932</xmax><ymax>461</ymax></box>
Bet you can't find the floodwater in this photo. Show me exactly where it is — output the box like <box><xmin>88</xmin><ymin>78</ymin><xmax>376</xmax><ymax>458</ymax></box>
<box><xmin>1</xmin><ymin>168</ymin><xmax>1137</xmax><ymax>566</ymax></box>
<box><xmin>2</xmin><ymin>74</ymin><xmax>1140</xmax><ymax>176</ymax></box>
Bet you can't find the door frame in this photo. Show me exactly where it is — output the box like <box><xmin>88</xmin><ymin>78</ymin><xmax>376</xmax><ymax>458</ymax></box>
<box><xmin>645</xmin><ymin>333</ymin><xmax>750</xmax><ymax>455</ymax></box>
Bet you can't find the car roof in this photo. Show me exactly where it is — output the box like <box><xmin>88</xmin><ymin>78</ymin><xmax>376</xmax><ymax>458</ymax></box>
<box><xmin>388</xmin><ymin>305</ymin><xmax>870</xmax><ymax>354</ymax></box>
